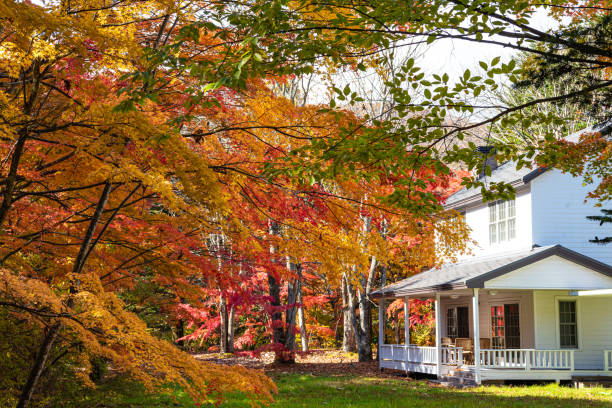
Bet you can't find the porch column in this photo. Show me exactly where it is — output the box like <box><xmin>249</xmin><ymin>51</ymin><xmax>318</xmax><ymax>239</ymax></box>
<box><xmin>434</xmin><ymin>292</ymin><xmax>442</xmax><ymax>378</ymax></box>
<box><xmin>378</xmin><ymin>298</ymin><xmax>384</xmax><ymax>370</ymax></box>
<box><xmin>404</xmin><ymin>297</ymin><xmax>410</xmax><ymax>345</ymax></box>
<box><xmin>472</xmin><ymin>288</ymin><xmax>481</xmax><ymax>384</ymax></box>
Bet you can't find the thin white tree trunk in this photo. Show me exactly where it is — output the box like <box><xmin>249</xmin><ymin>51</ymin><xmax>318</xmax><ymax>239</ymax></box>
<box><xmin>297</xmin><ymin>284</ymin><xmax>308</xmax><ymax>352</ymax></box>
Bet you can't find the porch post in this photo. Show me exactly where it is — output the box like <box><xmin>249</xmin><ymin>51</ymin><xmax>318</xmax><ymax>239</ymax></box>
<box><xmin>472</xmin><ymin>288</ymin><xmax>481</xmax><ymax>384</ymax></box>
<box><xmin>434</xmin><ymin>292</ymin><xmax>442</xmax><ymax>378</ymax></box>
<box><xmin>378</xmin><ymin>297</ymin><xmax>384</xmax><ymax>370</ymax></box>
<box><xmin>404</xmin><ymin>297</ymin><xmax>410</xmax><ymax>345</ymax></box>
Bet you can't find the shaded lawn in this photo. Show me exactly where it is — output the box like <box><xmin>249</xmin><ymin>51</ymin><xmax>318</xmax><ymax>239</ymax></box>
<box><xmin>221</xmin><ymin>374</ymin><xmax>612</xmax><ymax>408</ymax></box>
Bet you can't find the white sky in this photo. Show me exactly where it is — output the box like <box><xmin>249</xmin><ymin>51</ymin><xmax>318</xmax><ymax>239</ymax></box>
<box><xmin>417</xmin><ymin>9</ymin><xmax>561</xmax><ymax>81</ymax></box>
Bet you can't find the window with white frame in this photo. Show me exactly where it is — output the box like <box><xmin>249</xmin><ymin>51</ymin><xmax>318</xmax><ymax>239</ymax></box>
<box><xmin>446</xmin><ymin>306</ymin><xmax>469</xmax><ymax>338</ymax></box>
<box><xmin>559</xmin><ymin>301</ymin><xmax>578</xmax><ymax>348</ymax></box>
<box><xmin>489</xmin><ymin>200</ymin><xmax>516</xmax><ymax>245</ymax></box>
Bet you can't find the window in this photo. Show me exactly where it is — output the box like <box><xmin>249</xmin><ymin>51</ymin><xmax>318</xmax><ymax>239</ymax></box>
<box><xmin>446</xmin><ymin>306</ymin><xmax>470</xmax><ymax>338</ymax></box>
<box><xmin>559</xmin><ymin>301</ymin><xmax>578</xmax><ymax>348</ymax></box>
<box><xmin>490</xmin><ymin>303</ymin><xmax>520</xmax><ymax>349</ymax></box>
<box><xmin>489</xmin><ymin>200</ymin><xmax>516</xmax><ymax>245</ymax></box>
<box><xmin>446</xmin><ymin>308</ymin><xmax>457</xmax><ymax>338</ymax></box>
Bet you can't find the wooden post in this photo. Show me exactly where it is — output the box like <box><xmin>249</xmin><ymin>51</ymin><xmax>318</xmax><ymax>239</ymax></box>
<box><xmin>434</xmin><ymin>292</ymin><xmax>442</xmax><ymax>378</ymax></box>
<box><xmin>404</xmin><ymin>297</ymin><xmax>410</xmax><ymax>345</ymax></box>
<box><xmin>378</xmin><ymin>298</ymin><xmax>384</xmax><ymax>371</ymax></box>
<box><xmin>526</xmin><ymin>350</ymin><xmax>531</xmax><ymax>371</ymax></box>
<box><xmin>472</xmin><ymin>288</ymin><xmax>481</xmax><ymax>384</ymax></box>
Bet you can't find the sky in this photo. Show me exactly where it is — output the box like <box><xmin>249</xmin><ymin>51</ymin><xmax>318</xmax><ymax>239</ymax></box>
<box><xmin>417</xmin><ymin>9</ymin><xmax>562</xmax><ymax>81</ymax></box>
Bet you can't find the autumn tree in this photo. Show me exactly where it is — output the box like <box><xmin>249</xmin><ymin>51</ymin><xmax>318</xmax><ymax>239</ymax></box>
<box><xmin>0</xmin><ymin>1</ymin><xmax>280</xmax><ymax>405</ymax></box>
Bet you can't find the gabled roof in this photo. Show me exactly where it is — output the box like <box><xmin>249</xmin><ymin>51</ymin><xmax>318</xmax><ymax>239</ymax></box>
<box><xmin>444</xmin><ymin>120</ymin><xmax>612</xmax><ymax>210</ymax></box>
<box><xmin>369</xmin><ymin>245</ymin><xmax>612</xmax><ymax>299</ymax></box>
<box><xmin>444</xmin><ymin>161</ymin><xmax>535</xmax><ymax>209</ymax></box>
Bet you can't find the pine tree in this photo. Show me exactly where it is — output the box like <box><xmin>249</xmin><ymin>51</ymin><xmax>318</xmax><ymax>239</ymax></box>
<box><xmin>587</xmin><ymin>209</ymin><xmax>612</xmax><ymax>245</ymax></box>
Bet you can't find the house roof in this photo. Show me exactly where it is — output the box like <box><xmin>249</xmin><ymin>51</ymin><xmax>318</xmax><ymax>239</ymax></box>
<box><xmin>369</xmin><ymin>245</ymin><xmax>612</xmax><ymax>299</ymax></box>
<box><xmin>444</xmin><ymin>120</ymin><xmax>612</xmax><ymax>210</ymax></box>
<box><xmin>444</xmin><ymin>161</ymin><xmax>535</xmax><ymax>209</ymax></box>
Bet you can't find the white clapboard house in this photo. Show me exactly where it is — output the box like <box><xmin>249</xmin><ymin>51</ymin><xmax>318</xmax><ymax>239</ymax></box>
<box><xmin>371</xmin><ymin>124</ymin><xmax>612</xmax><ymax>384</ymax></box>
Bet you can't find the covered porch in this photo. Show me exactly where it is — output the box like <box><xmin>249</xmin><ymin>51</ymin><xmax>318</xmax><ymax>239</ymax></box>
<box><xmin>371</xmin><ymin>246</ymin><xmax>612</xmax><ymax>384</ymax></box>
<box><xmin>377</xmin><ymin>288</ymin><xmax>589</xmax><ymax>383</ymax></box>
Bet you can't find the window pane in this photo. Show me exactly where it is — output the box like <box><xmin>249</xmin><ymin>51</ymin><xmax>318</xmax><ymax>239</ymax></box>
<box><xmin>447</xmin><ymin>308</ymin><xmax>457</xmax><ymax>338</ymax></box>
<box><xmin>504</xmin><ymin>304</ymin><xmax>521</xmax><ymax>349</ymax></box>
<box><xmin>457</xmin><ymin>307</ymin><xmax>470</xmax><ymax>338</ymax></box>
<box><xmin>498</xmin><ymin>201</ymin><xmax>506</xmax><ymax>221</ymax></box>
<box><xmin>559</xmin><ymin>301</ymin><xmax>578</xmax><ymax>348</ymax></box>
<box><xmin>491</xmin><ymin>306</ymin><xmax>505</xmax><ymax>349</ymax></box>
<box><xmin>508</xmin><ymin>218</ymin><xmax>516</xmax><ymax>240</ymax></box>
<box><xmin>489</xmin><ymin>204</ymin><xmax>496</xmax><ymax>223</ymax></box>
<box><xmin>498</xmin><ymin>220</ymin><xmax>507</xmax><ymax>242</ymax></box>
<box><xmin>507</xmin><ymin>200</ymin><xmax>516</xmax><ymax>218</ymax></box>
<box><xmin>489</xmin><ymin>224</ymin><xmax>497</xmax><ymax>245</ymax></box>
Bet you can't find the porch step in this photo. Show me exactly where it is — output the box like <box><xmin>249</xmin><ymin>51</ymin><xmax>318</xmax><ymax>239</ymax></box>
<box><xmin>439</xmin><ymin>367</ymin><xmax>477</xmax><ymax>388</ymax></box>
<box><xmin>431</xmin><ymin>376</ymin><xmax>478</xmax><ymax>388</ymax></box>
<box><xmin>437</xmin><ymin>367</ymin><xmax>478</xmax><ymax>387</ymax></box>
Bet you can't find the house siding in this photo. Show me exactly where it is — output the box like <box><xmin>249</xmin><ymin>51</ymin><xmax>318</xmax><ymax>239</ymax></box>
<box><xmin>531</xmin><ymin>170</ymin><xmax>612</xmax><ymax>265</ymax></box>
<box><xmin>484</xmin><ymin>255</ymin><xmax>612</xmax><ymax>290</ymax></box>
<box><xmin>533</xmin><ymin>290</ymin><xmax>612</xmax><ymax>370</ymax></box>
<box><xmin>457</xmin><ymin>188</ymin><xmax>532</xmax><ymax>260</ymax></box>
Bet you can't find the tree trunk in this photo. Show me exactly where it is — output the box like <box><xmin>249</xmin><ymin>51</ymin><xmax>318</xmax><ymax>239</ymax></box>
<box><xmin>347</xmin><ymin>256</ymin><xmax>378</xmax><ymax>362</ymax></box>
<box><xmin>378</xmin><ymin>266</ymin><xmax>387</xmax><ymax>361</ymax></box>
<box><xmin>17</xmin><ymin>322</ymin><xmax>61</xmax><ymax>408</ymax></box>
<box><xmin>176</xmin><ymin>319</ymin><xmax>185</xmax><ymax>349</ymax></box>
<box><xmin>227</xmin><ymin>305</ymin><xmax>235</xmax><ymax>353</ymax></box>
<box><xmin>219</xmin><ymin>296</ymin><xmax>228</xmax><ymax>353</ymax></box>
<box><xmin>297</xmin><ymin>283</ymin><xmax>308</xmax><ymax>352</ymax></box>
<box><xmin>0</xmin><ymin>133</ymin><xmax>27</xmax><ymax>228</ymax></box>
<box><xmin>73</xmin><ymin>182</ymin><xmax>112</xmax><ymax>274</ymax></box>
<box><xmin>341</xmin><ymin>273</ymin><xmax>356</xmax><ymax>352</ymax></box>
<box><xmin>267</xmin><ymin>273</ymin><xmax>289</xmax><ymax>362</ymax></box>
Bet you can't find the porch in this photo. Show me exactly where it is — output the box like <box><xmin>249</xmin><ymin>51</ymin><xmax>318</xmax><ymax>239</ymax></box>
<box><xmin>375</xmin><ymin>286</ymin><xmax>612</xmax><ymax>383</ymax></box>
<box><xmin>379</xmin><ymin>344</ymin><xmax>610</xmax><ymax>381</ymax></box>
<box><xmin>371</xmin><ymin>246</ymin><xmax>612</xmax><ymax>384</ymax></box>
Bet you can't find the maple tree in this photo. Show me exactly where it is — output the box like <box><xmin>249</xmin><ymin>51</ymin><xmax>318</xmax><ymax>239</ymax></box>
<box><xmin>4</xmin><ymin>0</ymin><xmax>606</xmax><ymax>405</ymax></box>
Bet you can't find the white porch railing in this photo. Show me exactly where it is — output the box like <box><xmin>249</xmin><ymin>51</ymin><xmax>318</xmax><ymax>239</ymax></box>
<box><xmin>604</xmin><ymin>350</ymin><xmax>612</xmax><ymax>371</ymax></box>
<box><xmin>406</xmin><ymin>345</ymin><xmax>438</xmax><ymax>364</ymax></box>
<box><xmin>480</xmin><ymin>349</ymin><xmax>574</xmax><ymax>370</ymax></box>
<box><xmin>380</xmin><ymin>344</ymin><xmax>438</xmax><ymax>364</ymax></box>
<box><xmin>380</xmin><ymin>344</ymin><xmax>463</xmax><ymax>367</ymax></box>
<box><xmin>442</xmin><ymin>346</ymin><xmax>464</xmax><ymax>367</ymax></box>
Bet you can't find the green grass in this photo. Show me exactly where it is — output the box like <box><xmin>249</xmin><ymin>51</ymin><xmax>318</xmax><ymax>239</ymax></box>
<box><xmin>60</xmin><ymin>373</ymin><xmax>612</xmax><ymax>407</ymax></box>
<box><xmin>221</xmin><ymin>374</ymin><xmax>612</xmax><ymax>408</ymax></box>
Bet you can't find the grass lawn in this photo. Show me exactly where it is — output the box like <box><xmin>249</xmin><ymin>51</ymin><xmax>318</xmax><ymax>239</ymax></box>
<box><xmin>73</xmin><ymin>373</ymin><xmax>612</xmax><ymax>407</ymax></box>
<box><xmin>222</xmin><ymin>374</ymin><xmax>612</xmax><ymax>408</ymax></box>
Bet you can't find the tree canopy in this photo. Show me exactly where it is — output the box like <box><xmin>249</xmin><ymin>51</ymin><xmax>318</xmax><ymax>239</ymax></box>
<box><xmin>0</xmin><ymin>0</ymin><xmax>609</xmax><ymax>406</ymax></box>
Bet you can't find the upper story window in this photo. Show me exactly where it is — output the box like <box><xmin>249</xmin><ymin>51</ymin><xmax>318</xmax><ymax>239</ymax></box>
<box><xmin>489</xmin><ymin>200</ymin><xmax>516</xmax><ymax>245</ymax></box>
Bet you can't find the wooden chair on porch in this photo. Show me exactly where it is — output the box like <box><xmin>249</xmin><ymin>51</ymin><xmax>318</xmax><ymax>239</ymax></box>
<box><xmin>442</xmin><ymin>337</ymin><xmax>454</xmax><ymax>346</ymax></box>
<box><xmin>455</xmin><ymin>338</ymin><xmax>474</xmax><ymax>364</ymax></box>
